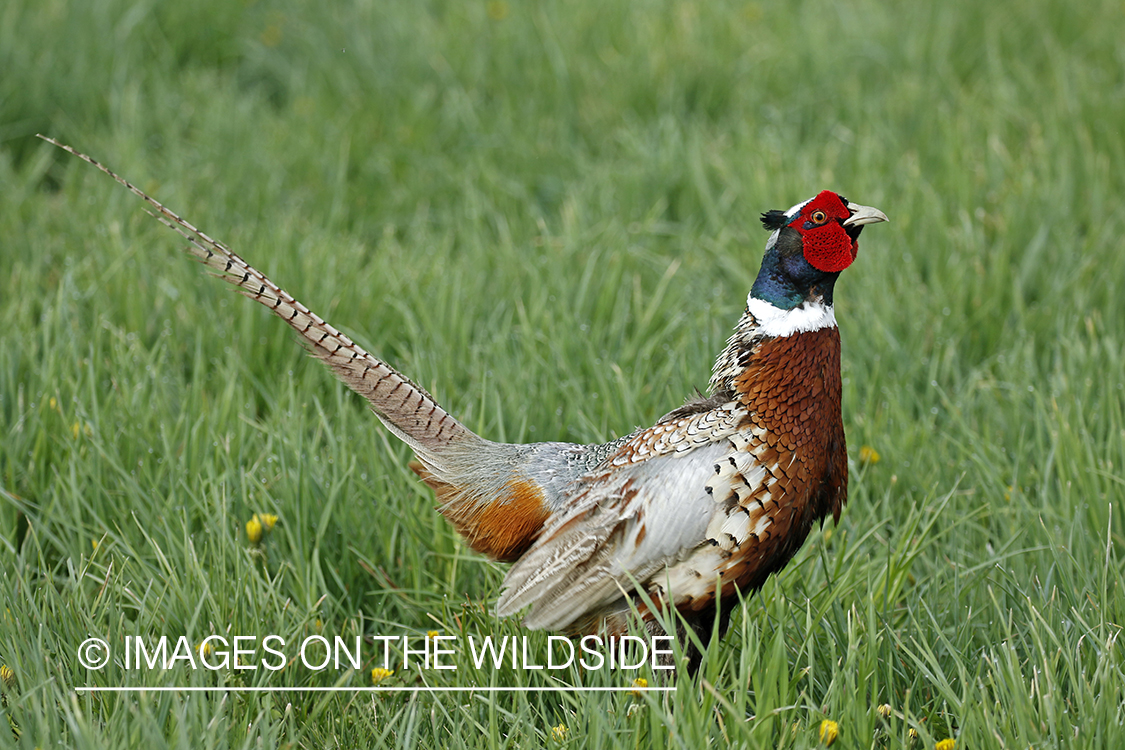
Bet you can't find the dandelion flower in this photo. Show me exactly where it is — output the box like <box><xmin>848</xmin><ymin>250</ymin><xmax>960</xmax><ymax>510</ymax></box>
<box><xmin>876</xmin><ymin>703</ymin><xmax>892</xmax><ymax>719</ymax></box>
<box><xmin>246</xmin><ymin>516</ymin><xmax>263</xmax><ymax>544</ymax></box>
<box><xmin>487</xmin><ymin>1</ymin><xmax>510</xmax><ymax>21</ymax></box>
<box><xmin>427</xmin><ymin>630</ymin><xmax>440</xmax><ymax>640</ymax></box>
<box><xmin>551</xmin><ymin>723</ymin><xmax>568</xmax><ymax>741</ymax></box>
<box><xmin>370</xmin><ymin>667</ymin><xmax>394</xmax><ymax>684</ymax></box>
<box><xmin>908</xmin><ymin>727</ymin><xmax>919</xmax><ymax>740</ymax></box>
<box><xmin>246</xmin><ymin>513</ymin><xmax>278</xmax><ymax>544</ymax></box>
<box><xmin>630</xmin><ymin>677</ymin><xmax>648</xmax><ymax>696</ymax></box>
<box><xmin>935</xmin><ymin>740</ymin><xmax>955</xmax><ymax>750</ymax></box>
<box><xmin>859</xmin><ymin>445</ymin><xmax>881</xmax><ymax>465</ymax></box>
<box><xmin>260</xmin><ymin>23</ymin><xmax>283</xmax><ymax>48</ymax></box>
<box><xmin>0</xmin><ymin>665</ymin><xmax>15</xmax><ymax>689</ymax></box>
<box><xmin>819</xmin><ymin>719</ymin><xmax>839</xmax><ymax>746</ymax></box>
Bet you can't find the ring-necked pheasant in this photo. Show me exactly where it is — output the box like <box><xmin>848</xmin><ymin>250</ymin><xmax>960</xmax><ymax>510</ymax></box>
<box><xmin>41</xmin><ymin>136</ymin><xmax>887</xmax><ymax>672</ymax></box>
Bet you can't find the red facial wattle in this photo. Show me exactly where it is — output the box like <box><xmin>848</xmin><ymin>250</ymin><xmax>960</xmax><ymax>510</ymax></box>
<box><xmin>789</xmin><ymin>190</ymin><xmax>857</xmax><ymax>273</ymax></box>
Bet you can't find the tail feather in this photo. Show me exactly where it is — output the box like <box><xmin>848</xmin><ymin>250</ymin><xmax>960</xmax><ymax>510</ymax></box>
<box><xmin>40</xmin><ymin>135</ymin><xmax>559</xmax><ymax>563</ymax></box>
<box><xmin>37</xmin><ymin>135</ymin><xmax>473</xmax><ymax>458</ymax></box>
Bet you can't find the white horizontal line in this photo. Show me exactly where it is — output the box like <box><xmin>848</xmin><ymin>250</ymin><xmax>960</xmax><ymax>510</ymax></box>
<box><xmin>76</xmin><ymin>686</ymin><xmax>672</xmax><ymax>693</ymax></box>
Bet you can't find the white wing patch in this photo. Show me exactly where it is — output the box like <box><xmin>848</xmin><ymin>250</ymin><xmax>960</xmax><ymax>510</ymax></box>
<box><xmin>610</xmin><ymin>405</ymin><xmax>744</xmax><ymax>466</ymax></box>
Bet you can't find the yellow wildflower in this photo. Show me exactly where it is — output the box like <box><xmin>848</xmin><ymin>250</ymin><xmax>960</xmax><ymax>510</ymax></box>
<box><xmin>260</xmin><ymin>23</ymin><xmax>283</xmax><ymax>48</ymax></box>
<box><xmin>246</xmin><ymin>516</ymin><xmax>263</xmax><ymax>544</ymax></box>
<box><xmin>49</xmin><ymin>397</ymin><xmax>57</xmax><ymax>411</ymax></box>
<box><xmin>909</xmin><ymin>727</ymin><xmax>920</xmax><ymax>740</ymax></box>
<box><xmin>0</xmin><ymin>664</ymin><xmax>15</xmax><ymax>689</ymax></box>
<box><xmin>487</xmin><ymin>1</ymin><xmax>510</xmax><ymax>21</ymax></box>
<box><xmin>246</xmin><ymin>513</ymin><xmax>278</xmax><ymax>544</ymax></box>
<box><xmin>370</xmin><ymin>667</ymin><xmax>394</xmax><ymax>684</ymax></box>
<box><xmin>819</xmin><ymin>719</ymin><xmax>839</xmax><ymax>746</ymax></box>
<box><xmin>935</xmin><ymin>740</ymin><xmax>955</xmax><ymax>750</ymax></box>
<box><xmin>198</xmin><ymin>640</ymin><xmax>214</xmax><ymax>658</ymax></box>
<box><xmin>859</xmin><ymin>445</ymin><xmax>881</xmax><ymax>465</ymax></box>
<box><xmin>551</xmin><ymin>723</ymin><xmax>568</xmax><ymax>741</ymax></box>
<box><xmin>630</xmin><ymin>677</ymin><xmax>648</xmax><ymax>696</ymax></box>
<box><xmin>426</xmin><ymin>630</ymin><xmax>440</xmax><ymax>640</ymax></box>
<box><xmin>876</xmin><ymin>703</ymin><xmax>892</xmax><ymax>718</ymax></box>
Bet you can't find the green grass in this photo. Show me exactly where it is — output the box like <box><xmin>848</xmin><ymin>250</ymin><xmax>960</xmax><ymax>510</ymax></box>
<box><xmin>3</xmin><ymin>0</ymin><xmax>1125</xmax><ymax>746</ymax></box>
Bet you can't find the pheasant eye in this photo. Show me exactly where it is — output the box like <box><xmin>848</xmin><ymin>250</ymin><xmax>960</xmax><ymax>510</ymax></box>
<box><xmin>810</xmin><ymin>210</ymin><xmax>828</xmax><ymax>225</ymax></box>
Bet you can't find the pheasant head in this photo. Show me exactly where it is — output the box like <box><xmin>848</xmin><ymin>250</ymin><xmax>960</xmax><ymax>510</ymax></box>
<box><xmin>752</xmin><ymin>190</ymin><xmax>888</xmax><ymax>311</ymax></box>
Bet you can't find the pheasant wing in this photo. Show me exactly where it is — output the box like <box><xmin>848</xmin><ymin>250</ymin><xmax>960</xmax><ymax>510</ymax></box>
<box><xmin>497</xmin><ymin>402</ymin><xmax>774</xmax><ymax>631</ymax></box>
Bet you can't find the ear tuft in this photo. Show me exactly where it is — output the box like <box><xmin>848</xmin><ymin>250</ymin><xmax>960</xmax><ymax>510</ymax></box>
<box><xmin>760</xmin><ymin>210</ymin><xmax>789</xmax><ymax>230</ymax></box>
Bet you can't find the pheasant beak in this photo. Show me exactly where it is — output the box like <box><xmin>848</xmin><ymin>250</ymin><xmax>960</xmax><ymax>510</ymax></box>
<box><xmin>842</xmin><ymin>203</ymin><xmax>889</xmax><ymax>228</ymax></box>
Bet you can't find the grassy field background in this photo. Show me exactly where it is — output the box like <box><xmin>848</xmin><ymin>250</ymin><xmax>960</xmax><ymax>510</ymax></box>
<box><xmin>2</xmin><ymin>0</ymin><xmax>1124</xmax><ymax>747</ymax></box>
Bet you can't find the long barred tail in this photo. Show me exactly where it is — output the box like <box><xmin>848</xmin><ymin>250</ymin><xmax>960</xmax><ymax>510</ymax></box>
<box><xmin>38</xmin><ymin>135</ymin><xmax>476</xmax><ymax>458</ymax></box>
